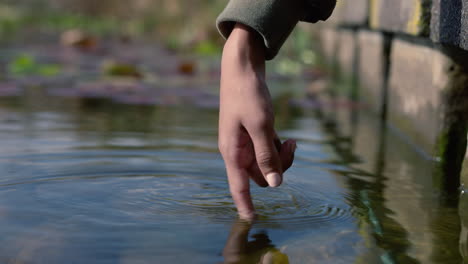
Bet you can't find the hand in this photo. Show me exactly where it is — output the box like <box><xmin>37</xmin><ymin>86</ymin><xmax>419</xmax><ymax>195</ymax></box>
<box><xmin>218</xmin><ymin>23</ymin><xmax>296</xmax><ymax>220</ymax></box>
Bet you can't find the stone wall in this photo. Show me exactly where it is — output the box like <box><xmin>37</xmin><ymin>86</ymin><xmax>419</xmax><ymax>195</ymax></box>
<box><xmin>313</xmin><ymin>2</ymin><xmax>468</xmax><ymax>260</ymax></box>
<box><xmin>431</xmin><ymin>0</ymin><xmax>468</xmax><ymax>51</ymax></box>
<box><xmin>316</xmin><ymin>0</ymin><xmax>468</xmax><ymax>188</ymax></box>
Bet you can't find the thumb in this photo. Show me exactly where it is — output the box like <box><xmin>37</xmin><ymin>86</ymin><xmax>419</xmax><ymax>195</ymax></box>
<box><xmin>250</xmin><ymin>131</ymin><xmax>283</xmax><ymax>187</ymax></box>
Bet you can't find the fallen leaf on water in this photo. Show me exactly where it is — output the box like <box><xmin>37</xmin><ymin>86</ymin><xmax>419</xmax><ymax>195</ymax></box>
<box><xmin>102</xmin><ymin>61</ymin><xmax>143</xmax><ymax>79</ymax></box>
<box><xmin>8</xmin><ymin>54</ymin><xmax>61</xmax><ymax>77</ymax></box>
<box><xmin>60</xmin><ymin>29</ymin><xmax>98</xmax><ymax>51</ymax></box>
<box><xmin>177</xmin><ymin>61</ymin><xmax>196</xmax><ymax>75</ymax></box>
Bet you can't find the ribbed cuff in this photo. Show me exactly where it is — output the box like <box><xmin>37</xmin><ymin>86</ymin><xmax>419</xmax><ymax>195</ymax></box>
<box><xmin>216</xmin><ymin>0</ymin><xmax>305</xmax><ymax>60</ymax></box>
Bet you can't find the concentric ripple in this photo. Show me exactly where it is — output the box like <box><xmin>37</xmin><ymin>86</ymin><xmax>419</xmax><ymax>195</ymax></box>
<box><xmin>0</xmin><ymin>103</ymin><xmax>359</xmax><ymax>264</ymax></box>
<box><xmin>251</xmin><ymin>181</ymin><xmax>355</xmax><ymax>229</ymax></box>
<box><xmin>0</xmin><ymin>147</ymin><xmax>355</xmax><ymax>228</ymax></box>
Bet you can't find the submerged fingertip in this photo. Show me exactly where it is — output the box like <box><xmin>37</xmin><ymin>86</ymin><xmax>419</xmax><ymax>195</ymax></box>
<box><xmin>238</xmin><ymin>211</ymin><xmax>256</xmax><ymax>221</ymax></box>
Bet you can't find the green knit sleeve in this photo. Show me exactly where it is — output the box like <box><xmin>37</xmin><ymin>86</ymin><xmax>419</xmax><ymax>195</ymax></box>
<box><xmin>216</xmin><ymin>0</ymin><xmax>305</xmax><ymax>60</ymax></box>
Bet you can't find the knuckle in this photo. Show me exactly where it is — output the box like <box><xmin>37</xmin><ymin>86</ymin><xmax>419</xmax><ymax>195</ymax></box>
<box><xmin>256</xmin><ymin>150</ymin><xmax>274</xmax><ymax>168</ymax></box>
<box><xmin>245</xmin><ymin>112</ymin><xmax>273</xmax><ymax>132</ymax></box>
<box><xmin>218</xmin><ymin>140</ymin><xmax>228</xmax><ymax>154</ymax></box>
<box><xmin>219</xmin><ymin>144</ymin><xmax>240</xmax><ymax>163</ymax></box>
<box><xmin>253</xmin><ymin>115</ymin><xmax>273</xmax><ymax>131</ymax></box>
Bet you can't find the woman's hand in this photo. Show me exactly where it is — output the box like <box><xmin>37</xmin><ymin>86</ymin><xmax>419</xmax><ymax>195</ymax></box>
<box><xmin>218</xmin><ymin>23</ymin><xmax>296</xmax><ymax>219</ymax></box>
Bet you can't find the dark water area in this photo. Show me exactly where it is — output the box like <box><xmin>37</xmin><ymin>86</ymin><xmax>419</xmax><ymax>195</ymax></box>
<box><xmin>0</xmin><ymin>44</ymin><xmax>466</xmax><ymax>263</ymax></box>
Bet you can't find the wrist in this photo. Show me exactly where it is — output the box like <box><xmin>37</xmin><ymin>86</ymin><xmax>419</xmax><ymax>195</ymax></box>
<box><xmin>227</xmin><ymin>24</ymin><xmax>263</xmax><ymax>50</ymax></box>
<box><xmin>223</xmin><ymin>23</ymin><xmax>265</xmax><ymax>71</ymax></box>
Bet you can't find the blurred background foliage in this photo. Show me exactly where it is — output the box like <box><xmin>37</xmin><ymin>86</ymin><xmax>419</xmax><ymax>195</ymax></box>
<box><xmin>0</xmin><ymin>0</ymin><xmax>226</xmax><ymax>52</ymax></box>
<box><xmin>0</xmin><ymin>0</ymin><xmax>321</xmax><ymax>77</ymax></box>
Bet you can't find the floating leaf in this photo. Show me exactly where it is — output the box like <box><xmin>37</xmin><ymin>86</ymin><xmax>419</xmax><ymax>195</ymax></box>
<box><xmin>102</xmin><ymin>61</ymin><xmax>143</xmax><ymax>78</ymax></box>
<box><xmin>38</xmin><ymin>64</ymin><xmax>61</xmax><ymax>76</ymax></box>
<box><xmin>178</xmin><ymin>61</ymin><xmax>195</xmax><ymax>75</ymax></box>
<box><xmin>8</xmin><ymin>54</ymin><xmax>35</xmax><ymax>75</ymax></box>
<box><xmin>8</xmin><ymin>54</ymin><xmax>61</xmax><ymax>77</ymax></box>
<box><xmin>60</xmin><ymin>29</ymin><xmax>98</xmax><ymax>51</ymax></box>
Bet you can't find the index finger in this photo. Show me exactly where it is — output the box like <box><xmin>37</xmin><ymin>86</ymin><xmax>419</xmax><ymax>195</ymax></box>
<box><xmin>226</xmin><ymin>165</ymin><xmax>255</xmax><ymax>220</ymax></box>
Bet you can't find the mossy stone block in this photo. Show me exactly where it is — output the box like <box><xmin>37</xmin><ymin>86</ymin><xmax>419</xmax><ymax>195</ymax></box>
<box><xmin>369</xmin><ymin>0</ymin><xmax>431</xmax><ymax>36</ymax></box>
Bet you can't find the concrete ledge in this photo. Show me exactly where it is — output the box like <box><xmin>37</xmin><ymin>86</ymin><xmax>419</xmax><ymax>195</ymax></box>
<box><xmin>325</xmin><ymin>0</ymin><xmax>368</xmax><ymax>26</ymax></box>
<box><xmin>317</xmin><ymin>12</ymin><xmax>468</xmax><ymax>187</ymax></box>
<box><xmin>337</xmin><ymin>30</ymin><xmax>357</xmax><ymax>76</ymax></box>
<box><xmin>318</xmin><ymin>27</ymin><xmax>339</xmax><ymax>65</ymax></box>
<box><xmin>324</xmin><ymin>0</ymin><xmax>468</xmax><ymax>54</ymax></box>
<box><xmin>388</xmin><ymin>38</ymin><xmax>451</xmax><ymax>153</ymax></box>
<box><xmin>369</xmin><ymin>0</ymin><xmax>431</xmax><ymax>36</ymax></box>
<box><xmin>357</xmin><ymin>30</ymin><xmax>387</xmax><ymax>113</ymax></box>
<box><xmin>317</xmin><ymin>30</ymin><xmax>468</xmax><ymax>154</ymax></box>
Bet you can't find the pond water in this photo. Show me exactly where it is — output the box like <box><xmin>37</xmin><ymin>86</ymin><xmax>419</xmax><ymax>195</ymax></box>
<box><xmin>0</xmin><ymin>62</ymin><xmax>465</xmax><ymax>263</ymax></box>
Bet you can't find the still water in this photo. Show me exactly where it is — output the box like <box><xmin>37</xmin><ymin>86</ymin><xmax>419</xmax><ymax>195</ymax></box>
<box><xmin>0</xmin><ymin>82</ymin><xmax>464</xmax><ymax>263</ymax></box>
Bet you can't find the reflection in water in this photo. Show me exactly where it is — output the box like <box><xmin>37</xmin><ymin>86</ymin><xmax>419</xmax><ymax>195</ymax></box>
<box><xmin>459</xmin><ymin>192</ymin><xmax>468</xmax><ymax>262</ymax></box>
<box><xmin>317</xmin><ymin>109</ymin><xmax>418</xmax><ymax>263</ymax></box>
<box><xmin>316</xmin><ymin>81</ymin><xmax>466</xmax><ymax>263</ymax></box>
<box><xmin>222</xmin><ymin>220</ymin><xmax>288</xmax><ymax>264</ymax></box>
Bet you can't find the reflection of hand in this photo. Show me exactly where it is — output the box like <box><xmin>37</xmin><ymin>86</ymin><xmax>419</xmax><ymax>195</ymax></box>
<box><xmin>218</xmin><ymin>23</ymin><xmax>296</xmax><ymax>220</ymax></box>
<box><xmin>222</xmin><ymin>220</ymin><xmax>254</xmax><ymax>263</ymax></box>
<box><xmin>222</xmin><ymin>220</ymin><xmax>289</xmax><ymax>264</ymax></box>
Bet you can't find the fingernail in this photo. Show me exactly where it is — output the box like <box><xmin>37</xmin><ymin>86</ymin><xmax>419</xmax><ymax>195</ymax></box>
<box><xmin>266</xmin><ymin>172</ymin><xmax>282</xmax><ymax>187</ymax></box>
<box><xmin>292</xmin><ymin>140</ymin><xmax>297</xmax><ymax>151</ymax></box>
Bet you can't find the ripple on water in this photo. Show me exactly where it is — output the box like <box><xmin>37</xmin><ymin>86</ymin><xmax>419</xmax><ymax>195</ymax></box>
<box><xmin>251</xmin><ymin>182</ymin><xmax>355</xmax><ymax>229</ymax></box>
<box><xmin>0</xmin><ymin>147</ymin><xmax>355</xmax><ymax>230</ymax></box>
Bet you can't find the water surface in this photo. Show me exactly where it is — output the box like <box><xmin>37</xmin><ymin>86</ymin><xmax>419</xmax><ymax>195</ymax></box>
<box><xmin>0</xmin><ymin>81</ymin><xmax>463</xmax><ymax>263</ymax></box>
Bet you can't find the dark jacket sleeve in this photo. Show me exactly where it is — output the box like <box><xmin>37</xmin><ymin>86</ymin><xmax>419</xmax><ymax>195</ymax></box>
<box><xmin>301</xmin><ymin>0</ymin><xmax>337</xmax><ymax>23</ymax></box>
<box><xmin>216</xmin><ymin>0</ymin><xmax>336</xmax><ymax>60</ymax></box>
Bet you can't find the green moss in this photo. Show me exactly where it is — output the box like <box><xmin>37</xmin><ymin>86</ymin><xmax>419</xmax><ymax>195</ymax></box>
<box><xmin>462</xmin><ymin>158</ymin><xmax>468</xmax><ymax>186</ymax></box>
<box><xmin>435</xmin><ymin>61</ymin><xmax>468</xmax><ymax>193</ymax></box>
<box><xmin>419</xmin><ymin>0</ymin><xmax>432</xmax><ymax>37</ymax></box>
